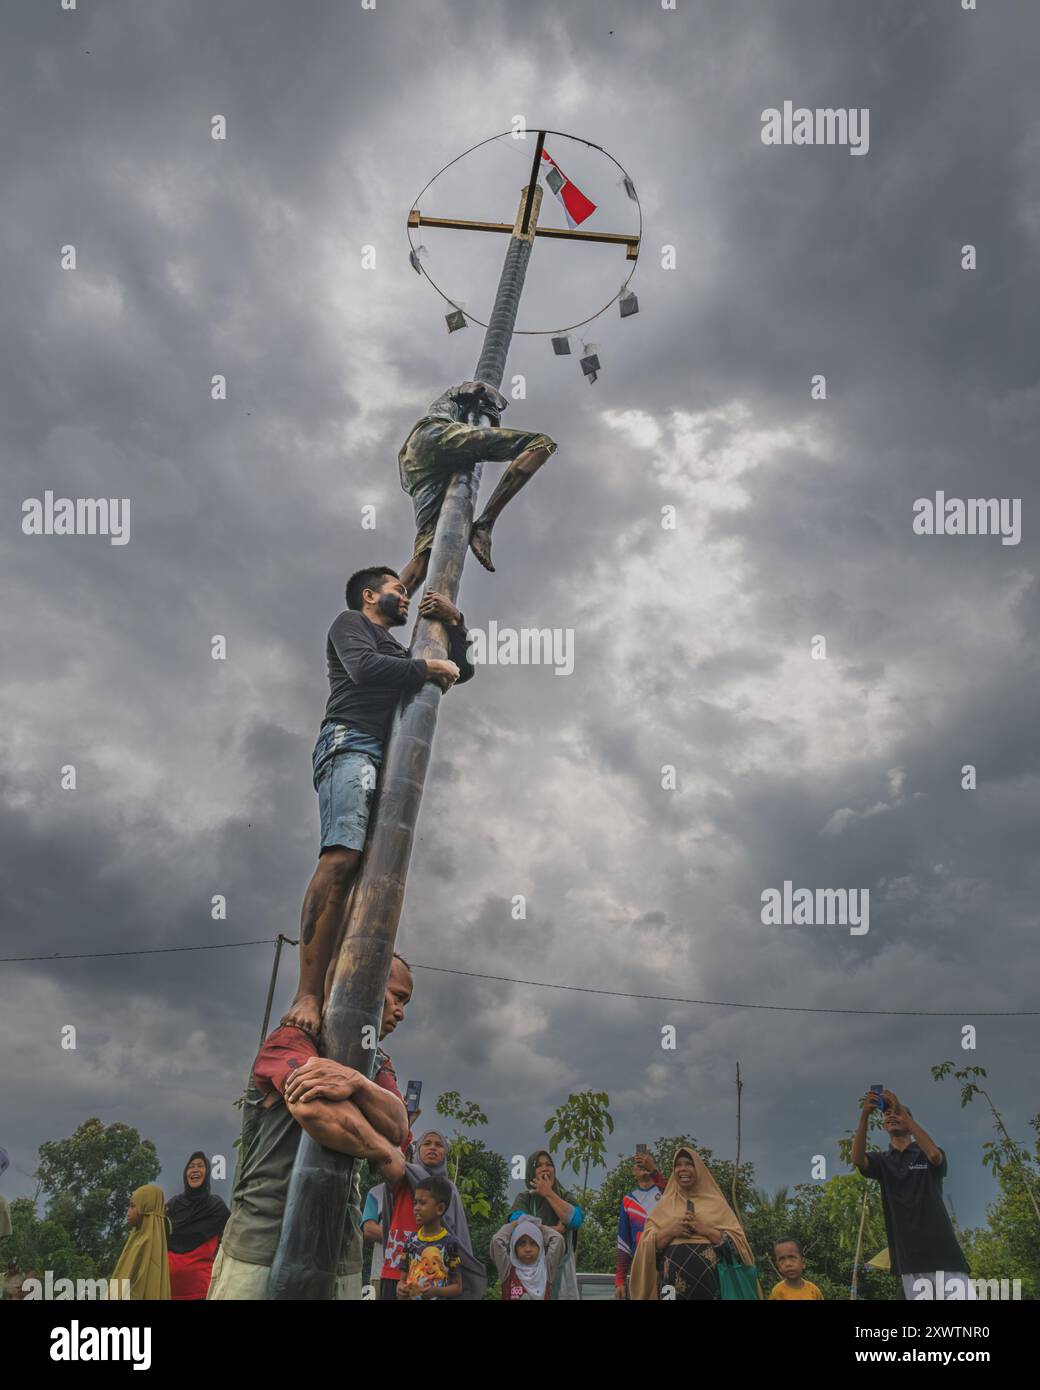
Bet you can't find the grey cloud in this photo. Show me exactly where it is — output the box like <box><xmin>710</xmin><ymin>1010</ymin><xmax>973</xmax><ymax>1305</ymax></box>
<box><xmin>1</xmin><ymin>0</ymin><xmax>1037</xmax><ymax>1228</ymax></box>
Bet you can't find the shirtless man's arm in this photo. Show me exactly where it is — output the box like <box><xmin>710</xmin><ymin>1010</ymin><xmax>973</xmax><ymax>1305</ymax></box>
<box><xmin>284</xmin><ymin>1057</ymin><xmax>408</xmax><ymax>1147</ymax></box>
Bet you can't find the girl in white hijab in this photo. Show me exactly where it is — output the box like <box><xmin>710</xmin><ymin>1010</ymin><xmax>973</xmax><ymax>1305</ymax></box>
<box><xmin>490</xmin><ymin>1217</ymin><xmax>565</xmax><ymax>1301</ymax></box>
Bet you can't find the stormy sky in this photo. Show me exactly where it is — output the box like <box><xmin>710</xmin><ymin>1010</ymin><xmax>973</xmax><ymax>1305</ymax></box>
<box><xmin>2</xmin><ymin>0</ymin><xmax>1038</xmax><ymax>1240</ymax></box>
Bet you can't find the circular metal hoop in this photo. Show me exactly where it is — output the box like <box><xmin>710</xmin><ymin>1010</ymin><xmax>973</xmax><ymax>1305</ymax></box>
<box><xmin>406</xmin><ymin>128</ymin><xmax>642</xmax><ymax>337</ymax></box>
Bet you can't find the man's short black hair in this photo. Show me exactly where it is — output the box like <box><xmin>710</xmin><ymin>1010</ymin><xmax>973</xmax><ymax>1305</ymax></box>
<box><xmin>345</xmin><ymin>566</ymin><xmax>399</xmax><ymax>611</ymax></box>
<box><xmin>775</xmin><ymin>1236</ymin><xmax>803</xmax><ymax>1255</ymax></box>
<box><xmin>392</xmin><ymin>950</ymin><xmax>413</xmax><ymax>976</ymax></box>
<box><xmin>415</xmin><ymin>1174</ymin><xmax>452</xmax><ymax>1210</ymax></box>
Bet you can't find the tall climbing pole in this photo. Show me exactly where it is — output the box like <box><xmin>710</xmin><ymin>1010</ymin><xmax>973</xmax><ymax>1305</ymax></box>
<box><xmin>269</xmin><ymin>131</ymin><xmax>638</xmax><ymax>1299</ymax></box>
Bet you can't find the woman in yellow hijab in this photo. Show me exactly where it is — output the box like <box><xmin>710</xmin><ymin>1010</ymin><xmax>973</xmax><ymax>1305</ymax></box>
<box><xmin>628</xmin><ymin>1146</ymin><xmax>759</xmax><ymax>1301</ymax></box>
<box><xmin>111</xmin><ymin>1185</ymin><xmax>171</xmax><ymax>1300</ymax></box>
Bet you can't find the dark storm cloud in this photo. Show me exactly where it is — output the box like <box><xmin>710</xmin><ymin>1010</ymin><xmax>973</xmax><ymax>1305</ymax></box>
<box><xmin>2</xmin><ymin>0</ymin><xmax>1038</xmax><ymax>1231</ymax></box>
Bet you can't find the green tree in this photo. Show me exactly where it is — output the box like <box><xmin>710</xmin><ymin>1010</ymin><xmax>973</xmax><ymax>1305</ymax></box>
<box><xmin>956</xmin><ymin>1101</ymin><xmax>1040</xmax><ymax>1299</ymax></box>
<box><xmin>569</xmin><ymin>1208</ymin><xmax>617</xmax><ymax>1274</ymax></box>
<box><xmin>820</xmin><ymin>1171</ymin><xmax>889</xmax><ymax>1297</ymax></box>
<box><xmin>960</xmin><ymin>1169</ymin><xmax>1040</xmax><ymax>1299</ymax></box>
<box><xmin>35</xmin><ymin>1118</ymin><xmax>160</xmax><ymax>1274</ymax></box>
<box><xmin>454</xmin><ymin>1140</ymin><xmax>510</xmax><ymax>1285</ymax></box>
<box><xmin>4</xmin><ymin>1196</ymin><xmax>98</xmax><ymax>1286</ymax></box>
<box><xmin>747</xmin><ymin>1186</ymin><xmax>790</xmax><ymax>1232</ymax></box>
<box><xmin>434</xmin><ymin>1091</ymin><xmax>491</xmax><ymax>1219</ymax></box>
<box><xmin>543</xmin><ymin>1090</ymin><xmax>614</xmax><ymax>1198</ymax></box>
<box><xmin>931</xmin><ymin>1063</ymin><xmax>1040</xmax><ymax>1230</ymax></box>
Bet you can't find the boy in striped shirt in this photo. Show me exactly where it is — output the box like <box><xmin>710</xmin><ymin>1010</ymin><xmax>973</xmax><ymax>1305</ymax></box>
<box><xmin>615</xmin><ymin>1150</ymin><xmax>666</xmax><ymax>1298</ymax></box>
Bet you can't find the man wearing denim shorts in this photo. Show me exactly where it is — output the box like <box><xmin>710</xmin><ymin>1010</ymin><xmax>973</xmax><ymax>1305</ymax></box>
<box><xmin>281</xmin><ymin>566</ymin><xmax>474</xmax><ymax>1039</ymax></box>
<box><xmin>397</xmin><ymin>380</ymin><xmax>557</xmax><ymax>594</ymax></box>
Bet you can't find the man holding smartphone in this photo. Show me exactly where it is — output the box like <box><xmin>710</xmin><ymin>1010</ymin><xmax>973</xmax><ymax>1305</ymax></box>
<box><xmin>614</xmin><ymin>1148</ymin><xmax>667</xmax><ymax>1298</ymax></box>
<box><xmin>851</xmin><ymin>1087</ymin><xmax>972</xmax><ymax>1301</ymax></box>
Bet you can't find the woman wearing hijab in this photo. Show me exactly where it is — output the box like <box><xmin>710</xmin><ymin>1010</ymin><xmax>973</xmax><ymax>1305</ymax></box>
<box><xmin>379</xmin><ymin>1130</ymin><xmax>487</xmax><ymax>1300</ymax></box>
<box><xmin>628</xmin><ymin>1145</ymin><xmax>760</xmax><ymax>1301</ymax></box>
<box><xmin>111</xmin><ymin>1185</ymin><xmax>171</xmax><ymax>1300</ymax></box>
<box><xmin>490</xmin><ymin>1217</ymin><xmax>566</xmax><ymax>1301</ymax></box>
<box><xmin>508</xmin><ymin>1151</ymin><xmax>584</xmax><ymax>1301</ymax></box>
<box><xmin>165</xmin><ymin>1153</ymin><xmax>230</xmax><ymax>1300</ymax></box>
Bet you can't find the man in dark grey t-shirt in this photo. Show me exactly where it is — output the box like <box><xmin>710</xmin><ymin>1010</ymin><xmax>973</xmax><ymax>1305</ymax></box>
<box><xmin>851</xmin><ymin>1087</ymin><xmax>971</xmax><ymax>1300</ymax></box>
<box><xmin>281</xmin><ymin>566</ymin><xmax>473</xmax><ymax>1039</ymax></box>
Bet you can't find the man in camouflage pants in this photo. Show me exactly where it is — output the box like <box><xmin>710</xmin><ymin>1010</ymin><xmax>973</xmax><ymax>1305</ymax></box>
<box><xmin>397</xmin><ymin>380</ymin><xmax>557</xmax><ymax>594</ymax></box>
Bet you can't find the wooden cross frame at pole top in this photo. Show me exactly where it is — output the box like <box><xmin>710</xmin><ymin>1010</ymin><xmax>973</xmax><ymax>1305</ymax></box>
<box><xmin>268</xmin><ymin>131</ymin><xmax>639</xmax><ymax>1300</ymax></box>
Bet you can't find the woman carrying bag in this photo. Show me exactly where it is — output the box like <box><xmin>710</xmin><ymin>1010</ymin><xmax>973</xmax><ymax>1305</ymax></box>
<box><xmin>628</xmin><ymin>1146</ymin><xmax>760</xmax><ymax>1301</ymax></box>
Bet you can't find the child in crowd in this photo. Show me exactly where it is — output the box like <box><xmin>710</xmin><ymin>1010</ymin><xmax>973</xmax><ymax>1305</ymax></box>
<box><xmin>490</xmin><ymin>1217</ymin><xmax>565</xmax><ymax>1301</ymax></box>
<box><xmin>379</xmin><ymin>1130</ymin><xmax>486</xmax><ymax>1300</ymax></box>
<box><xmin>770</xmin><ymin>1237</ymin><xmax>824</xmax><ymax>1300</ymax></box>
<box><xmin>111</xmin><ymin>1185</ymin><xmax>171</xmax><ymax>1300</ymax></box>
<box><xmin>395</xmin><ymin>1176</ymin><xmax>462</xmax><ymax>1300</ymax></box>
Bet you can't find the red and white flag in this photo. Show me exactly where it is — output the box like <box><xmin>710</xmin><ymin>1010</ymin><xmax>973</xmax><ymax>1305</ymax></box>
<box><xmin>540</xmin><ymin>148</ymin><xmax>597</xmax><ymax>228</ymax></box>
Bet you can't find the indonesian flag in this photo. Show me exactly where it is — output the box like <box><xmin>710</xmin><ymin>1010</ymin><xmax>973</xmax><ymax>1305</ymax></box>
<box><xmin>540</xmin><ymin>148</ymin><xmax>597</xmax><ymax>228</ymax></box>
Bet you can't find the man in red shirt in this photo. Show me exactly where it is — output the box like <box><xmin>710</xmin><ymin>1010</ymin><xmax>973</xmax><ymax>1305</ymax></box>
<box><xmin>208</xmin><ymin>954</ymin><xmax>413</xmax><ymax>1300</ymax></box>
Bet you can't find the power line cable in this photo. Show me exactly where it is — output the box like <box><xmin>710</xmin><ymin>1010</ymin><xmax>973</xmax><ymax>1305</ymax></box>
<box><xmin>0</xmin><ymin>939</ymin><xmax>286</xmax><ymax>962</ymax></box>
<box><xmin>0</xmin><ymin>938</ymin><xmax>1034</xmax><ymax>1017</ymax></box>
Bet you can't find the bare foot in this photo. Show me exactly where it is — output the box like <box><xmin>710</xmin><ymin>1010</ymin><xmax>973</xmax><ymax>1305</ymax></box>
<box><xmin>280</xmin><ymin>994</ymin><xmax>322</xmax><ymax>1039</ymax></box>
<box><xmin>469</xmin><ymin>525</ymin><xmax>495</xmax><ymax>572</ymax></box>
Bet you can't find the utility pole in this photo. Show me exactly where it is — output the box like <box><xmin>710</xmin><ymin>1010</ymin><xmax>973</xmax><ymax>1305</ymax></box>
<box><xmin>269</xmin><ymin>133</ymin><xmax>638</xmax><ymax>1299</ymax></box>
<box><xmin>260</xmin><ymin>934</ymin><xmax>295</xmax><ymax>1046</ymax></box>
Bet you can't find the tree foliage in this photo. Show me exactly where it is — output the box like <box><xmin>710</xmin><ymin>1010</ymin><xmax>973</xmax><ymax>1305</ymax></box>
<box><xmin>544</xmin><ymin>1090</ymin><xmax>615</xmax><ymax>1196</ymax></box>
<box><xmin>454</xmin><ymin>1139</ymin><xmax>510</xmax><ymax>1286</ymax></box>
<box><xmin>960</xmin><ymin>1168</ymin><xmax>1040</xmax><ymax>1299</ymax></box>
<box><xmin>34</xmin><ymin>1118</ymin><xmax>160</xmax><ymax>1275</ymax></box>
<box><xmin>931</xmin><ymin>1062</ymin><xmax>1040</xmax><ymax>1229</ymax></box>
<box><xmin>434</xmin><ymin>1090</ymin><xmax>491</xmax><ymax>1219</ymax></box>
<box><xmin>4</xmin><ymin>1196</ymin><xmax>98</xmax><ymax>1285</ymax></box>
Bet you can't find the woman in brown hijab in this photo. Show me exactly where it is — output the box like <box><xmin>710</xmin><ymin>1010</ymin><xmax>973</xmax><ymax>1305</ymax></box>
<box><xmin>628</xmin><ymin>1145</ymin><xmax>759</xmax><ymax>1301</ymax></box>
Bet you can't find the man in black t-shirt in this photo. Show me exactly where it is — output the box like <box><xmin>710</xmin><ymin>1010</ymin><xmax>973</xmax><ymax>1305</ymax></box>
<box><xmin>851</xmin><ymin>1087</ymin><xmax>971</xmax><ymax>1300</ymax></box>
<box><xmin>281</xmin><ymin>566</ymin><xmax>474</xmax><ymax>1038</ymax></box>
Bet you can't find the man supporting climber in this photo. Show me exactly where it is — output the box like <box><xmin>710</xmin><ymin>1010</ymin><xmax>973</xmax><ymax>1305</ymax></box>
<box><xmin>397</xmin><ymin>380</ymin><xmax>558</xmax><ymax>594</ymax></box>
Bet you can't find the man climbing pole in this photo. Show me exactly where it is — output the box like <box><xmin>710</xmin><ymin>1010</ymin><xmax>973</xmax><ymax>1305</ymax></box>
<box><xmin>280</xmin><ymin>566</ymin><xmax>474</xmax><ymax>1039</ymax></box>
<box><xmin>397</xmin><ymin>380</ymin><xmax>558</xmax><ymax>593</ymax></box>
<box><xmin>269</xmin><ymin>146</ymin><xmax>640</xmax><ymax>1297</ymax></box>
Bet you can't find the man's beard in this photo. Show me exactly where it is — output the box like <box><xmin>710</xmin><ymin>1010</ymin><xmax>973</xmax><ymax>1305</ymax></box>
<box><xmin>377</xmin><ymin>593</ymin><xmax>407</xmax><ymax>626</ymax></box>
